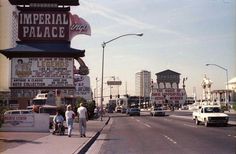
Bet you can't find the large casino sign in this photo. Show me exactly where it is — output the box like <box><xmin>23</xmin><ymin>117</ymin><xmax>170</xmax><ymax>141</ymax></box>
<box><xmin>18</xmin><ymin>11</ymin><xmax>91</xmax><ymax>41</ymax></box>
<box><xmin>18</xmin><ymin>11</ymin><xmax>69</xmax><ymax>41</ymax></box>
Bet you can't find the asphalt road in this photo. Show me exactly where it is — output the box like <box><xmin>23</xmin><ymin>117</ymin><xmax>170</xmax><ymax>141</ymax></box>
<box><xmin>88</xmin><ymin>112</ymin><xmax>236</xmax><ymax>154</ymax></box>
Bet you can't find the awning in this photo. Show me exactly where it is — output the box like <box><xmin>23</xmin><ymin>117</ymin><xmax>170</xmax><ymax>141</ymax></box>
<box><xmin>0</xmin><ymin>41</ymin><xmax>85</xmax><ymax>59</ymax></box>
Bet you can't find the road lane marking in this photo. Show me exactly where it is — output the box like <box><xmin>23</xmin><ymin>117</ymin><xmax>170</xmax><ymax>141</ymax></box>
<box><xmin>163</xmin><ymin>135</ymin><xmax>177</xmax><ymax>144</ymax></box>
<box><xmin>136</xmin><ymin>119</ymin><xmax>140</xmax><ymax>122</ymax></box>
<box><xmin>144</xmin><ymin>123</ymin><xmax>151</xmax><ymax>128</ymax></box>
<box><xmin>228</xmin><ymin>134</ymin><xmax>231</xmax><ymax>137</ymax></box>
<box><xmin>184</xmin><ymin>124</ymin><xmax>197</xmax><ymax>128</ymax></box>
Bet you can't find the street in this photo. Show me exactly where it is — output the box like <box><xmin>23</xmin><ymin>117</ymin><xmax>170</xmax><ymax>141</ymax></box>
<box><xmin>88</xmin><ymin>111</ymin><xmax>236</xmax><ymax>154</ymax></box>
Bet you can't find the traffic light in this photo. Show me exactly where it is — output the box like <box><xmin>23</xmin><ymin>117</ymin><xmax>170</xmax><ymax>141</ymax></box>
<box><xmin>117</xmin><ymin>94</ymin><xmax>120</xmax><ymax>98</ymax></box>
<box><xmin>110</xmin><ymin>95</ymin><xmax>112</xmax><ymax>99</ymax></box>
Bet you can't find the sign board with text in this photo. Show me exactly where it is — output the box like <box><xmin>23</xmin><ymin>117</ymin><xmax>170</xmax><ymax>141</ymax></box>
<box><xmin>107</xmin><ymin>81</ymin><xmax>122</xmax><ymax>86</ymax></box>
<box><xmin>151</xmin><ymin>88</ymin><xmax>187</xmax><ymax>103</ymax></box>
<box><xmin>18</xmin><ymin>11</ymin><xmax>69</xmax><ymax>41</ymax></box>
<box><xmin>11</xmin><ymin>57</ymin><xmax>74</xmax><ymax>88</ymax></box>
<box><xmin>74</xmin><ymin>75</ymin><xmax>91</xmax><ymax>100</ymax></box>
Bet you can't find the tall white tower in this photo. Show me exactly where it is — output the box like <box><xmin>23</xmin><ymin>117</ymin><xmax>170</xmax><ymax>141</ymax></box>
<box><xmin>135</xmin><ymin>70</ymin><xmax>151</xmax><ymax>98</ymax></box>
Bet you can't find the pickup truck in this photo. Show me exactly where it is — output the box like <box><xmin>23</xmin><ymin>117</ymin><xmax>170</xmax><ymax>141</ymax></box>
<box><xmin>192</xmin><ymin>106</ymin><xmax>229</xmax><ymax>127</ymax></box>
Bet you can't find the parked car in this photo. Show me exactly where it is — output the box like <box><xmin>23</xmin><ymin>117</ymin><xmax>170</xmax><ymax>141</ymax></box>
<box><xmin>128</xmin><ymin>108</ymin><xmax>140</xmax><ymax>116</ymax></box>
<box><xmin>150</xmin><ymin>107</ymin><xmax>165</xmax><ymax>116</ymax></box>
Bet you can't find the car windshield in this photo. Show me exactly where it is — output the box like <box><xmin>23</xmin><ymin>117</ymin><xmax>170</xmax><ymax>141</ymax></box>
<box><xmin>154</xmin><ymin>108</ymin><xmax>162</xmax><ymax>111</ymax></box>
<box><xmin>204</xmin><ymin>107</ymin><xmax>221</xmax><ymax>113</ymax></box>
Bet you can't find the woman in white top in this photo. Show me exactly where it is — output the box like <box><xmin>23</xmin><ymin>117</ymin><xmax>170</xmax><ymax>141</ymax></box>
<box><xmin>65</xmin><ymin>105</ymin><xmax>75</xmax><ymax>137</ymax></box>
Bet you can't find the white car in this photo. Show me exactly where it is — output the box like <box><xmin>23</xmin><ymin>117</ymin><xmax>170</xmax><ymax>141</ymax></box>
<box><xmin>150</xmin><ymin>107</ymin><xmax>165</xmax><ymax>116</ymax></box>
<box><xmin>192</xmin><ymin>106</ymin><xmax>228</xmax><ymax>127</ymax></box>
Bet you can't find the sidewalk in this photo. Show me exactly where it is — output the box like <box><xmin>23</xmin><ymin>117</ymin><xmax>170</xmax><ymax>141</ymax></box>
<box><xmin>0</xmin><ymin>116</ymin><xmax>110</xmax><ymax>154</ymax></box>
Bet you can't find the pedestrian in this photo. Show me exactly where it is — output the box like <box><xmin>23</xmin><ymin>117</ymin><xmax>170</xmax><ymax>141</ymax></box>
<box><xmin>65</xmin><ymin>105</ymin><xmax>75</xmax><ymax>137</ymax></box>
<box><xmin>52</xmin><ymin>111</ymin><xmax>64</xmax><ymax>135</ymax></box>
<box><xmin>77</xmin><ymin>102</ymin><xmax>88</xmax><ymax>137</ymax></box>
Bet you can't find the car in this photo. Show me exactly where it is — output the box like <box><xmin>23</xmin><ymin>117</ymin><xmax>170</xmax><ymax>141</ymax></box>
<box><xmin>128</xmin><ymin>108</ymin><xmax>140</xmax><ymax>116</ymax></box>
<box><xmin>150</xmin><ymin>107</ymin><xmax>165</xmax><ymax>116</ymax></box>
<box><xmin>4</xmin><ymin>109</ymin><xmax>33</xmax><ymax>115</ymax></box>
<box><xmin>126</xmin><ymin>108</ymin><xmax>130</xmax><ymax>114</ymax></box>
<box><xmin>121</xmin><ymin>108</ymin><xmax>127</xmax><ymax>114</ymax></box>
<box><xmin>192</xmin><ymin>105</ymin><xmax>229</xmax><ymax>127</ymax></box>
<box><xmin>115</xmin><ymin>106</ymin><xmax>122</xmax><ymax>113</ymax></box>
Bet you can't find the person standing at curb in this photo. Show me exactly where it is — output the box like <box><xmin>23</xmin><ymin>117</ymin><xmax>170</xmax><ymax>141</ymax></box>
<box><xmin>77</xmin><ymin>102</ymin><xmax>88</xmax><ymax>137</ymax></box>
<box><xmin>65</xmin><ymin>105</ymin><xmax>75</xmax><ymax>137</ymax></box>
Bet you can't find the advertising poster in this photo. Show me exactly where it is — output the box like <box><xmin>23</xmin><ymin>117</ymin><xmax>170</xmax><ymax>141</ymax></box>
<box><xmin>11</xmin><ymin>57</ymin><xmax>74</xmax><ymax>88</ymax></box>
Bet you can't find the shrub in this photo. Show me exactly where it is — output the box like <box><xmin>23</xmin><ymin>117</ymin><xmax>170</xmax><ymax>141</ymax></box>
<box><xmin>233</xmin><ymin>102</ymin><xmax>236</xmax><ymax>111</ymax></box>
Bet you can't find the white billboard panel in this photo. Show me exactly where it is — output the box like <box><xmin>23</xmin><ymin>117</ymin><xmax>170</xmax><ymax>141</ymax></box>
<box><xmin>11</xmin><ymin>57</ymin><xmax>74</xmax><ymax>88</ymax></box>
<box><xmin>75</xmin><ymin>75</ymin><xmax>91</xmax><ymax>100</ymax></box>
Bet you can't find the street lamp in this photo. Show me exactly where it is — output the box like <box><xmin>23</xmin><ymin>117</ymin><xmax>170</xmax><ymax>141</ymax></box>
<box><xmin>100</xmin><ymin>33</ymin><xmax>143</xmax><ymax>121</ymax></box>
<box><xmin>205</xmin><ymin>63</ymin><xmax>229</xmax><ymax>104</ymax></box>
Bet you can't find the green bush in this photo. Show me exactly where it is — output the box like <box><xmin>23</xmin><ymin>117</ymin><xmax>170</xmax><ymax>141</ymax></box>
<box><xmin>76</xmin><ymin>97</ymin><xmax>96</xmax><ymax>120</ymax></box>
<box><xmin>233</xmin><ymin>102</ymin><xmax>236</xmax><ymax>111</ymax></box>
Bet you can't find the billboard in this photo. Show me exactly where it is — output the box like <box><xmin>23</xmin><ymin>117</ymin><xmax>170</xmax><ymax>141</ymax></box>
<box><xmin>18</xmin><ymin>11</ymin><xmax>69</xmax><ymax>41</ymax></box>
<box><xmin>11</xmin><ymin>57</ymin><xmax>74</xmax><ymax>88</ymax></box>
<box><xmin>151</xmin><ymin>88</ymin><xmax>187</xmax><ymax>103</ymax></box>
<box><xmin>75</xmin><ymin>75</ymin><xmax>91</xmax><ymax>100</ymax></box>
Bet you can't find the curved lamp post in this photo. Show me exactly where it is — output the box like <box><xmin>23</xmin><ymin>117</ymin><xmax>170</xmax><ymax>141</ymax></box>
<box><xmin>206</xmin><ymin>63</ymin><xmax>229</xmax><ymax>105</ymax></box>
<box><xmin>100</xmin><ymin>33</ymin><xmax>143</xmax><ymax>121</ymax></box>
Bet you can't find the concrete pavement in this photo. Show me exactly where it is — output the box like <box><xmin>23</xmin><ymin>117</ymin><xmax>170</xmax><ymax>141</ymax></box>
<box><xmin>0</xmin><ymin>116</ymin><xmax>110</xmax><ymax>154</ymax></box>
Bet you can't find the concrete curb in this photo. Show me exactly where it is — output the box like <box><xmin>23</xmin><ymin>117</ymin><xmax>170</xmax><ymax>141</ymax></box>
<box><xmin>76</xmin><ymin>117</ymin><xmax>111</xmax><ymax>154</ymax></box>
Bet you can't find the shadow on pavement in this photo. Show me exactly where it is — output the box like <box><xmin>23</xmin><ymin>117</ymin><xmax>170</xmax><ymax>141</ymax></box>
<box><xmin>0</xmin><ymin>138</ymin><xmax>42</xmax><ymax>144</ymax></box>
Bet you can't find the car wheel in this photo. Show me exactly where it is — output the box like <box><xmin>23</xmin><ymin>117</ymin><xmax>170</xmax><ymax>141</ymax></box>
<box><xmin>195</xmin><ymin>118</ymin><xmax>199</xmax><ymax>125</ymax></box>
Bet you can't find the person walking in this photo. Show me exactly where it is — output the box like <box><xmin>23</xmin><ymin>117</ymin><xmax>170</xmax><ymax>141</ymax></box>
<box><xmin>65</xmin><ymin>105</ymin><xmax>75</xmax><ymax>137</ymax></box>
<box><xmin>77</xmin><ymin>102</ymin><xmax>88</xmax><ymax>137</ymax></box>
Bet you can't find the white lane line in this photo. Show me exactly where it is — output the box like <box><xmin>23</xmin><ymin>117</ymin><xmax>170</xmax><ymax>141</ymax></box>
<box><xmin>132</xmin><ymin>118</ymin><xmax>151</xmax><ymax>128</ymax></box>
<box><xmin>184</xmin><ymin>124</ymin><xmax>197</xmax><ymax>128</ymax></box>
<box><xmin>163</xmin><ymin>135</ymin><xmax>177</xmax><ymax>144</ymax></box>
<box><xmin>144</xmin><ymin>123</ymin><xmax>151</xmax><ymax>128</ymax></box>
<box><xmin>234</xmin><ymin>136</ymin><xmax>236</xmax><ymax>138</ymax></box>
<box><xmin>228</xmin><ymin>134</ymin><xmax>231</xmax><ymax>137</ymax></box>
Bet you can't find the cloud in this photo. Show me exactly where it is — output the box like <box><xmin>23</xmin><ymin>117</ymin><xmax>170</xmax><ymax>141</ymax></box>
<box><xmin>79</xmin><ymin>1</ymin><xmax>154</xmax><ymax>30</ymax></box>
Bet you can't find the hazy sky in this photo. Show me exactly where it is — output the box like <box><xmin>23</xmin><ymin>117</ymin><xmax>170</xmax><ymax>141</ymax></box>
<box><xmin>71</xmin><ymin>0</ymin><xmax>236</xmax><ymax>99</ymax></box>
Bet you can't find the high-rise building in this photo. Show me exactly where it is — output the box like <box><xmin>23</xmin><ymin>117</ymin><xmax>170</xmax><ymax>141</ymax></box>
<box><xmin>135</xmin><ymin>70</ymin><xmax>151</xmax><ymax>98</ymax></box>
<box><xmin>0</xmin><ymin>1</ymin><xmax>15</xmax><ymax>93</ymax></box>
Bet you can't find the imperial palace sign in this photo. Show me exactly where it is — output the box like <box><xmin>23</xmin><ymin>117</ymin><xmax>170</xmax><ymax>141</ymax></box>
<box><xmin>18</xmin><ymin>11</ymin><xmax>69</xmax><ymax>41</ymax></box>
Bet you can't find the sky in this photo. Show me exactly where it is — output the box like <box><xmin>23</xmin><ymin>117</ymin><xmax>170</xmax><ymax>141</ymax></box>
<box><xmin>70</xmin><ymin>0</ymin><xmax>236</xmax><ymax>99</ymax></box>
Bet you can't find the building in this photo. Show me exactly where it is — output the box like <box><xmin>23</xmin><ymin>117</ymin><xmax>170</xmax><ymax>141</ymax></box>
<box><xmin>0</xmin><ymin>1</ymin><xmax>17</xmax><ymax>107</ymax></box>
<box><xmin>0</xmin><ymin>0</ymin><xmax>89</xmax><ymax>109</ymax></box>
<box><xmin>135</xmin><ymin>70</ymin><xmax>151</xmax><ymax>98</ymax></box>
<box><xmin>151</xmin><ymin>69</ymin><xmax>187</xmax><ymax>109</ymax></box>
